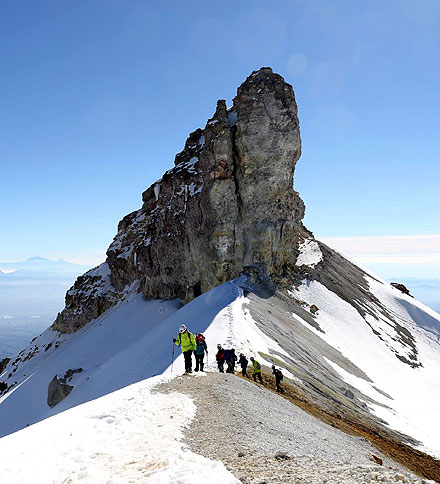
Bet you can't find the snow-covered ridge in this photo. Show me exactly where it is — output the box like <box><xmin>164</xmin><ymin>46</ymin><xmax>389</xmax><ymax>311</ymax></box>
<box><xmin>2</xmin><ymin>270</ymin><xmax>440</xmax><ymax>461</ymax></box>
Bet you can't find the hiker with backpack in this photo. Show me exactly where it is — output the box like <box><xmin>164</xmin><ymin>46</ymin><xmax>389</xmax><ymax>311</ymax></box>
<box><xmin>250</xmin><ymin>356</ymin><xmax>263</xmax><ymax>384</ymax></box>
<box><xmin>272</xmin><ymin>365</ymin><xmax>284</xmax><ymax>393</ymax></box>
<box><xmin>239</xmin><ymin>353</ymin><xmax>249</xmax><ymax>377</ymax></box>
<box><xmin>224</xmin><ymin>348</ymin><xmax>237</xmax><ymax>373</ymax></box>
<box><xmin>195</xmin><ymin>333</ymin><xmax>208</xmax><ymax>372</ymax></box>
<box><xmin>216</xmin><ymin>344</ymin><xmax>225</xmax><ymax>373</ymax></box>
<box><xmin>173</xmin><ymin>324</ymin><xmax>196</xmax><ymax>373</ymax></box>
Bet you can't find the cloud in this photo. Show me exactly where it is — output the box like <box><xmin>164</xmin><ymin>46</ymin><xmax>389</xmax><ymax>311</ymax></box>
<box><xmin>53</xmin><ymin>249</ymin><xmax>107</xmax><ymax>267</ymax></box>
<box><xmin>321</xmin><ymin>234</ymin><xmax>440</xmax><ymax>265</ymax></box>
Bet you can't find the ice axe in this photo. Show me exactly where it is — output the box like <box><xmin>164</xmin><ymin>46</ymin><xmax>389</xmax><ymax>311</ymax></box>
<box><xmin>171</xmin><ymin>340</ymin><xmax>176</xmax><ymax>372</ymax></box>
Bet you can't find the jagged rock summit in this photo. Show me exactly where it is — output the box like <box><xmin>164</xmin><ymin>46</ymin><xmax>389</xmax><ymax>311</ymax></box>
<box><xmin>54</xmin><ymin>68</ymin><xmax>310</xmax><ymax>333</ymax></box>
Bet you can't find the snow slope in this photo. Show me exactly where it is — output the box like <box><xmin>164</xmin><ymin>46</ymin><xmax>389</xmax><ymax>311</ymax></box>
<box><xmin>290</xmin><ymin>276</ymin><xmax>440</xmax><ymax>457</ymax></box>
<box><xmin>0</xmin><ymin>281</ymin><xmax>241</xmax><ymax>437</ymax></box>
<box><xmin>0</xmin><ymin>374</ymin><xmax>239</xmax><ymax>484</ymax></box>
<box><xmin>1</xmin><ymin>268</ymin><xmax>440</xmax><ymax>465</ymax></box>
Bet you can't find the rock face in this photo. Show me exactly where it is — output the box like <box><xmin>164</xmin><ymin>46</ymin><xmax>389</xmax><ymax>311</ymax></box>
<box><xmin>47</xmin><ymin>368</ymin><xmax>83</xmax><ymax>408</ymax></box>
<box><xmin>47</xmin><ymin>376</ymin><xmax>73</xmax><ymax>408</ymax></box>
<box><xmin>0</xmin><ymin>358</ymin><xmax>10</xmax><ymax>374</ymax></box>
<box><xmin>54</xmin><ymin>68</ymin><xmax>310</xmax><ymax>333</ymax></box>
<box><xmin>52</xmin><ymin>263</ymin><xmax>119</xmax><ymax>333</ymax></box>
<box><xmin>391</xmin><ymin>282</ymin><xmax>413</xmax><ymax>297</ymax></box>
<box><xmin>108</xmin><ymin>67</ymin><xmax>307</xmax><ymax>299</ymax></box>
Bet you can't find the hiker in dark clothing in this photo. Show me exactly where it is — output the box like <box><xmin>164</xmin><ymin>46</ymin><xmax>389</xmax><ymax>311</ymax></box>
<box><xmin>250</xmin><ymin>356</ymin><xmax>263</xmax><ymax>384</ymax></box>
<box><xmin>216</xmin><ymin>344</ymin><xmax>225</xmax><ymax>373</ymax></box>
<box><xmin>194</xmin><ymin>333</ymin><xmax>208</xmax><ymax>372</ymax></box>
<box><xmin>272</xmin><ymin>365</ymin><xmax>284</xmax><ymax>393</ymax></box>
<box><xmin>239</xmin><ymin>353</ymin><xmax>249</xmax><ymax>377</ymax></box>
<box><xmin>224</xmin><ymin>348</ymin><xmax>237</xmax><ymax>373</ymax></box>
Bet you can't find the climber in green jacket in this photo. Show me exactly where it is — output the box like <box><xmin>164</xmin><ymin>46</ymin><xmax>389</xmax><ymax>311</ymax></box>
<box><xmin>250</xmin><ymin>356</ymin><xmax>263</xmax><ymax>384</ymax></box>
<box><xmin>173</xmin><ymin>324</ymin><xmax>197</xmax><ymax>373</ymax></box>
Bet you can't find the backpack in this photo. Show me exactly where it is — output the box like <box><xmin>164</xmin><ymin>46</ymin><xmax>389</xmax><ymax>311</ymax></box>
<box><xmin>256</xmin><ymin>362</ymin><xmax>261</xmax><ymax>370</ymax></box>
<box><xmin>276</xmin><ymin>369</ymin><xmax>283</xmax><ymax>380</ymax></box>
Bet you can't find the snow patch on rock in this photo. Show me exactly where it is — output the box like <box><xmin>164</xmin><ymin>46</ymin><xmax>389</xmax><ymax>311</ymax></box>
<box><xmin>296</xmin><ymin>239</ymin><xmax>323</xmax><ymax>268</ymax></box>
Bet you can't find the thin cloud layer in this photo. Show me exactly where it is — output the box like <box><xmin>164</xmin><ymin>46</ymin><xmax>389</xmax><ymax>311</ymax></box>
<box><xmin>321</xmin><ymin>234</ymin><xmax>440</xmax><ymax>262</ymax></box>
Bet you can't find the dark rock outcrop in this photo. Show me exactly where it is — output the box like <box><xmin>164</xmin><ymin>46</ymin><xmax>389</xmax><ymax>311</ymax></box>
<box><xmin>107</xmin><ymin>68</ymin><xmax>307</xmax><ymax>299</ymax></box>
<box><xmin>47</xmin><ymin>376</ymin><xmax>73</xmax><ymax>408</ymax></box>
<box><xmin>47</xmin><ymin>368</ymin><xmax>83</xmax><ymax>408</ymax></box>
<box><xmin>0</xmin><ymin>357</ymin><xmax>10</xmax><ymax>374</ymax></box>
<box><xmin>52</xmin><ymin>263</ymin><xmax>119</xmax><ymax>333</ymax></box>
<box><xmin>54</xmin><ymin>68</ymin><xmax>310</xmax><ymax>333</ymax></box>
<box><xmin>391</xmin><ymin>282</ymin><xmax>413</xmax><ymax>297</ymax></box>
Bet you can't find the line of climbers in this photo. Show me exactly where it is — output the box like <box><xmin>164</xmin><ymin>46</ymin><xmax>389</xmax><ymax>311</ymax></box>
<box><xmin>172</xmin><ymin>324</ymin><xmax>284</xmax><ymax>393</ymax></box>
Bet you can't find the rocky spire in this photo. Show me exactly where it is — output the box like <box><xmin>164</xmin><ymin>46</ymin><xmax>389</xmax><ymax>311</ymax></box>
<box><xmin>53</xmin><ymin>68</ymin><xmax>310</xmax><ymax>333</ymax></box>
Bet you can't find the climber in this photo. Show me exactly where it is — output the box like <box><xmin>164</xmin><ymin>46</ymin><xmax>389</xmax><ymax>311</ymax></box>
<box><xmin>195</xmin><ymin>333</ymin><xmax>208</xmax><ymax>372</ymax></box>
<box><xmin>272</xmin><ymin>365</ymin><xmax>284</xmax><ymax>393</ymax></box>
<box><xmin>173</xmin><ymin>324</ymin><xmax>196</xmax><ymax>373</ymax></box>
<box><xmin>216</xmin><ymin>344</ymin><xmax>225</xmax><ymax>373</ymax></box>
<box><xmin>250</xmin><ymin>356</ymin><xmax>263</xmax><ymax>384</ymax></box>
<box><xmin>239</xmin><ymin>353</ymin><xmax>249</xmax><ymax>377</ymax></box>
<box><xmin>224</xmin><ymin>348</ymin><xmax>237</xmax><ymax>373</ymax></box>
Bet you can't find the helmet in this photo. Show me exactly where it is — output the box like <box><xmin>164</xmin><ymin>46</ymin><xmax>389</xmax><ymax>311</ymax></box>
<box><xmin>197</xmin><ymin>333</ymin><xmax>204</xmax><ymax>341</ymax></box>
<box><xmin>217</xmin><ymin>344</ymin><xmax>222</xmax><ymax>348</ymax></box>
<box><xmin>179</xmin><ymin>324</ymin><xmax>187</xmax><ymax>333</ymax></box>
<box><xmin>271</xmin><ymin>365</ymin><xmax>275</xmax><ymax>369</ymax></box>
<box><xmin>250</xmin><ymin>357</ymin><xmax>254</xmax><ymax>361</ymax></box>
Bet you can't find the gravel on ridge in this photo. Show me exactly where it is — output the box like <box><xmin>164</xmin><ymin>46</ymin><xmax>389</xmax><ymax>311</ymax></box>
<box><xmin>157</xmin><ymin>372</ymin><xmax>435</xmax><ymax>484</ymax></box>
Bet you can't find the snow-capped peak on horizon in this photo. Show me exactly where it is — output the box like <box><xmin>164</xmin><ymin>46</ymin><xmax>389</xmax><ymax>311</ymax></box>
<box><xmin>26</xmin><ymin>255</ymin><xmax>49</xmax><ymax>261</ymax></box>
<box><xmin>0</xmin><ymin>256</ymin><xmax>90</xmax><ymax>274</ymax></box>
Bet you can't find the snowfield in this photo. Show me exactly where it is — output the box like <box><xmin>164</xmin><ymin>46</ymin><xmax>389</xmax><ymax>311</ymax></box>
<box><xmin>290</xmin><ymin>276</ymin><xmax>440</xmax><ymax>458</ymax></box>
<box><xmin>0</xmin><ymin>374</ymin><xmax>239</xmax><ymax>484</ymax></box>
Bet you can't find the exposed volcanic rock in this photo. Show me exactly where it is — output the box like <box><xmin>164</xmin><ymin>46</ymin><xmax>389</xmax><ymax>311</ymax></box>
<box><xmin>54</xmin><ymin>68</ymin><xmax>310</xmax><ymax>333</ymax></box>
<box><xmin>47</xmin><ymin>368</ymin><xmax>83</xmax><ymax>408</ymax></box>
<box><xmin>391</xmin><ymin>282</ymin><xmax>413</xmax><ymax>297</ymax></box>
<box><xmin>107</xmin><ymin>67</ymin><xmax>308</xmax><ymax>299</ymax></box>
<box><xmin>0</xmin><ymin>358</ymin><xmax>10</xmax><ymax>374</ymax></box>
<box><xmin>52</xmin><ymin>263</ymin><xmax>119</xmax><ymax>333</ymax></box>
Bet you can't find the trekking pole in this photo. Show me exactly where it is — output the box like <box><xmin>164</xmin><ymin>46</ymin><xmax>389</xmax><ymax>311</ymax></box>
<box><xmin>171</xmin><ymin>341</ymin><xmax>175</xmax><ymax>372</ymax></box>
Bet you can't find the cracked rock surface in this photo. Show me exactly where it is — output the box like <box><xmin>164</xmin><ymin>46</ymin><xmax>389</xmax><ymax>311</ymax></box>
<box><xmin>55</xmin><ymin>68</ymin><xmax>310</xmax><ymax>332</ymax></box>
<box><xmin>106</xmin><ymin>67</ymin><xmax>308</xmax><ymax>300</ymax></box>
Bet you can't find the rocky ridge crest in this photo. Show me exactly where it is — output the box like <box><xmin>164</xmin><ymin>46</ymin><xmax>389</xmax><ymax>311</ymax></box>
<box><xmin>53</xmin><ymin>68</ymin><xmax>310</xmax><ymax>333</ymax></box>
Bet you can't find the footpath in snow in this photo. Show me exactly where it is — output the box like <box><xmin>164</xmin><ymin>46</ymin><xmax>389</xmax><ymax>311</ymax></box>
<box><xmin>1</xmin><ymin>370</ymin><xmax>435</xmax><ymax>484</ymax></box>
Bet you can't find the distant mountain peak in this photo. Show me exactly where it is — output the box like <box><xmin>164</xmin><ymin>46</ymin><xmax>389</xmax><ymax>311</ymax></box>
<box><xmin>26</xmin><ymin>256</ymin><xmax>48</xmax><ymax>261</ymax></box>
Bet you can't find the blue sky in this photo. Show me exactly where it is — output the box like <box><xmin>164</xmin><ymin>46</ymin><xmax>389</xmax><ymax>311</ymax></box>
<box><xmin>1</xmin><ymin>0</ymin><xmax>439</xmax><ymax>278</ymax></box>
